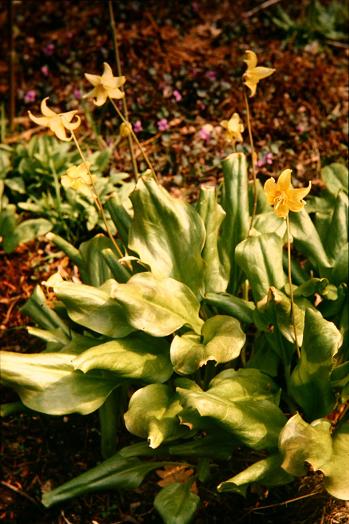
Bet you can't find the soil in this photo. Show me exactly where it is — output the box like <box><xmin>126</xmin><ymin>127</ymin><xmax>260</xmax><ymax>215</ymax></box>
<box><xmin>0</xmin><ymin>0</ymin><xmax>348</xmax><ymax>523</ymax></box>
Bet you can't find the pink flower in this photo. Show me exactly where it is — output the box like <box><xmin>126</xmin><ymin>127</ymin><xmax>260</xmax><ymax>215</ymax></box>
<box><xmin>24</xmin><ymin>90</ymin><xmax>37</xmax><ymax>103</ymax></box>
<box><xmin>43</xmin><ymin>43</ymin><xmax>55</xmax><ymax>56</ymax></box>
<box><xmin>173</xmin><ymin>89</ymin><xmax>182</xmax><ymax>102</ymax></box>
<box><xmin>73</xmin><ymin>89</ymin><xmax>82</xmax><ymax>100</ymax></box>
<box><xmin>41</xmin><ymin>65</ymin><xmax>49</xmax><ymax>76</ymax></box>
<box><xmin>157</xmin><ymin>118</ymin><xmax>169</xmax><ymax>132</ymax></box>
<box><xmin>257</xmin><ymin>152</ymin><xmax>273</xmax><ymax>168</ymax></box>
<box><xmin>198</xmin><ymin>124</ymin><xmax>213</xmax><ymax>142</ymax></box>
<box><xmin>133</xmin><ymin>120</ymin><xmax>143</xmax><ymax>133</ymax></box>
<box><xmin>205</xmin><ymin>70</ymin><xmax>217</xmax><ymax>81</ymax></box>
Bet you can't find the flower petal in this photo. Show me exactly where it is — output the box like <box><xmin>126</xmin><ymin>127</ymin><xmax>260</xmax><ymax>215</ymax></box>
<box><xmin>84</xmin><ymin>73</ymin><xmax>101</xmax><ymax>87</ymax></box>
<box><xmin>107</xmin><ymin>87</ymin><xmax>125</xmax><ymax>100</ymax></box>
<box><xmin>277</xmin><ymin>169</ymin><xmax>292</xmax><ymax>191</ymax></box>
<box><xmin>244</xmin><ymin>78</ymin><xmax>257</xmax><ymax>97</ymax></box>
<box><xmin>28</xmin><ymin>111</ymin><xmax>50</xmax><ymax>127</ymax></box>
<box><xmin>49</xmin><ymin>119</ymin><xmax>70</xmax><ymax>141</ymax></box>
<box><xmin>274</xmin><ymin>201</ymin><xmax>289</xmax><ymax>218</ymax></box>
<box><xmin>41</xmin><ymin>97</ymin><xmax>57</xmax><ymax>117</ymax></box>
<box><xmin>264</xmin><ymin>177</ymin><xmax>278</xmax><ymax>203</ymax></box>
<box><xmin>244</xmin><ymin>50</ymin><xmax>258</xmax><ymax>69</ymax></box>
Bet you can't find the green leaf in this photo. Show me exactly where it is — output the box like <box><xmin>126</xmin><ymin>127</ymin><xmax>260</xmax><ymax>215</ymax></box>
<box><xmin>177</xmin><ymin>369</ymin><xmax>285</xmax><ymax>450</ymax></box>
<box><xmin>279</xmin><ymin>413</ymin><xmax>332</xmax><ymax>476</ymax></box>
<box><xmin>197</xmin><ymin>186</ymin><xmax>227</xmax><ymax>293</ymax></box>
<box><xmin>129</xmin><ymin>174</ymin><xmax>205</xmax><ymax>296</ymax></box>
<box><xmin>73</xmin><ymin>334</ymin><xmax>173</xmax><ymax>384</ymax></box>
<box><xmin>204</xmin><ymin>292</ymin><xmax>255</xmax><ymax>324</ymax></box>
<box><xmin>124</xmin><ymin>384</ymin><xmax>184</xmax><ymax>448</ymax></box>
<box><xmin>169</xmin><ymin>433</ymin><xmax>235</xmax><ymax>460</ymax></box>
<box><xmin>217</xmin><ymin>454</ymin><xmax>293</xmax><ymax>495</ymax></box>
<box><xmin>3</xmin><ymin>217</ymin><xmax>52</xmax><ymax>252</ymax></box>
<box><xmin>293</xmin><ymin>278</ymin><xmax>329</xmax><ymax>298</ymax></box>
<box><xmin>170</xmin><ymin>315</ymin><xmax>245</xmax><ymax>375</ymax></box>
<box><xmin>331</xmin><ymin>243</ymin><xmax>349</xmax><ymax>285</ymax></box>
<box><xmin>319</xmin><ymin>421</ymin><xmax>349</xmax><ymax>500</ymax></box>
<box><xmin>235</xmin><ymin>233</ymin><xmax>286</xmax><ymax>301</ymax></box>
<box><xmin>54</xmin><ymin>280</ymin><xmax>134</xmax><ymax>338</ymax></box>
<box><xmin>0</xmin><ymin>351</ymin><xmax>119</xmax><ymax>415</ymax></box>
<box><xmin>289</xmin><ymin>308</ymin><xmax>342</xmax><ymax>419</ymax></box>
<box><xmin>42</xmin><ymin>455</ymin><xmax>165</xmax><ymax>507</ymax></box>
<box><xmin>79</xmin><ymin>235</ymin><xmax>118</xmax><ymax>286</ymax></box>
<box><xmin>111</xmin><ymin>272</ymin><xmax>203</xmax><ymax>336</ymax></box>
<box><xmin>219</xmin><ymin>152</ymin><xmax>249</xmax><ymax>293</ymax></box>
<box><xmin>321</xmin><ymin>163</ymin><xmax>348</xmax><ymax>195</ymax></box>
<box><xmin>154</xmin><ymin>482</ymin><xmax>200</xmax><ymax>524</ymax></box>
<box><xmin>290</xmin><ymin>209</ymin><xmax>331</xmax><ymax>270</ymax></box>
<box><xmin>21</xmin><ymin>285</ymin><xmax>70</xmax><ymax>336</ymax></box>
<box><xmin>325</xmin><ymin>191</ymin><xmax>348</xmax><ymax>264</ymax></box>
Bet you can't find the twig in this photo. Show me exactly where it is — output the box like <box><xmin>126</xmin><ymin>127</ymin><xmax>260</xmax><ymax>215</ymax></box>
<box><xmin>108</xmin><ymin>0</ymin><xmax>138</xmax><ymax>180</ymax></box>
<box><xmin>8</xmin><ymin>0</ymin><xmax>15</xmax><ymax>131</ymax></box>
<box><xmin>1</xmin><ymin>480</ymin><xmax>40</xmax><ymax>506</ymax></box>
<box><xmin>250</xmin><ymin>490</ymin><xmax>323</xmax><ymax>512</ymax></box>
<box><xmin>243</xmin><ymin>0</ymin><xmax>282</xmax><ymax>18</ymax></box>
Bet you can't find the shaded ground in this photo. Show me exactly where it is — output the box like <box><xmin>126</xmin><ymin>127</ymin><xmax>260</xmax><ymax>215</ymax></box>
<box><xmin>0</xmin><ymin>0</ymin><xmax>348</xmax><ymax>522</ymax></box>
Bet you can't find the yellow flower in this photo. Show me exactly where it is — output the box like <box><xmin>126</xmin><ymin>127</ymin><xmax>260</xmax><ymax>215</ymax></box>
<box><xmin>84</xmin><ymin>62</ymin><xmax>126</xmax><ymax>106</ymax></box>
<box><xmin>264</xmin><ymin>169</ymin><xmax>311</xmax><ymax>218</ymax></box>
<box><xmin>61</xmin><ymin>162</ymin><xmax>95</xmax><ymax>192</ymax></box>
<box><xmin>28</xmin><ymin>98</ymin><xmax>81</xmax><ymax>141</ymax></box>
<box><xmin>220</xmin><ymin>113</ymin><xmax>244</xmax><ymax>144</ymax></box>
<box><xmin>243</xmin><ymin>50</ymin><xmax>275</xmax><ymax>97</ymax></box>
<box><xmin>119</xmin><ymin>121</ymin><xmax>132</xmax><ymax>137</ymax></box>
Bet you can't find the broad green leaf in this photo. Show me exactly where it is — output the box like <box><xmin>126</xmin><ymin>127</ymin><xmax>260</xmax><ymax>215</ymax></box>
<box><xmin>5</xmin><ymin>176</ymin><xmax>25</xmax><ymax>194</ymax></box>
<box><xmin>124</xmin><ymin>384</ymin><xmax>184</xmax><ymax>448</ymax></box>
<box><xmin>21</xmin><ymin>285</ymin><xmax>70</xmax><ymax>336</ymax></box>
<box><xmin>0</xmin><ymin>351</ymin><xmax>119</xmax><ymax>415</ymax></box>
<box><xmin>279</xmin><ymin>413</ymin><xmax>332</xmax><ymax>476</ymax></box>
<box><xmin>79</xmin><ymin>234</ymin><xmax>118</xmax><ymax>286</ymax></box>
<box><xmin>154</xmin><ymin>482</ymin><xmax>200</xmax><ymax>524</ymax></box>
<box><xmin>289</xmin><ymin>308</ymin><xmax>342</xmax><ymax>419</ymax></box>
<box><xmin>169</xmin><ymin>433</ymin><xmax>235</xmax><ymax>460</ymax></box>
<box><xmin>321</xmin><ymin>163</ymin><xmax>348</xmax><ymax>195</ymax></box>
<box><xmin>331</xmin><ymin>243</ymin><xmax>349</xmax><ymax>285</ymax></box>
<box><xmin>46</xmin><ymin>232</ymin><xmax>83</xmax><ymax>267</ymax></box>
<box><xmin>42</xmin><ymin>455</ymin><xmax>165</xmax><ymax>507</ymax></box>
<box><xmin>325</xmin><ymin>191</ymin><xmax>348</xmax><ymax>264</ymax></box>
<box><xmin>235</xmin><ymin>233</ymin><xmax>286</xmax><ymax>301</ymax></box>
<box><xmin>171</xmin><ymin>316</ymin><xmax>245</xmax><ymax>375</ymax></box>
<box><xmin>73</xmin><ymin>334</ymin><xmax>173</xmax><ymax>384</ymax></box>
<box><xmin>217</xmin><ymin>454</ymin><xmax>293</xmax><ymax>495</ymax></box>
<box><xmin>177</xmin><ymin>369</ymin><xmax>285</xmax><ymax>450</ymax></box>
<box><xmin>111</xmin><ymin>272</ymin><xmax>203</xmax><ymax>336</ymax></box>
<box><xmin>253</xmin><ymin>211</ymin><xmax>284</xmax><ymax>236</ymax></box>
<box><xmin>293</xmin><ymin>278</ymin><xmax>328</xmax><ymax>298</ymax></box>
<box><xmin>204</xmin><ymin>292</ymin><xmax>255</xmax><ymax>324</ymax></box>
<box><xmin>54</xmin><ymin>281</ymin><xmax>134</xmax><ymax>338</ymax></box>
<box><xmin>331</xmin><ymin>362</ymin><xmax>349</xmax><ymax>401</ymax></box>
<box><xmin>290</xmin><ymin>209</ymin><xmax>331</xmax><ymax>270</ymax></box>
<box><xmin>219</xmin><ymin>152</ymin><xmax>249</xmax><ymax>293</ymax></box>
<box><xmin>106</xmin><ymin>192</ymin><xmax>132</xmax><ymax>247</ymax></box>
<box><xmin>129</xmin><ymin>174</ymin><xmax>205</xmax><ymax>296</ymax></box>
<box><xmin>255</xmin><ymin>288</ymin><xmax>305</xmax><ymax>348</ymax></box>
<box><xmin>197</xmin><ymin>186</ymin><xmax>227</xmax><ymax>293</ymax></box>
<box><xmin>247</xmin><ymin>333</ymin><xmax>280</xmax><ymax>377</ymax></box>
<box><xmin>2</xmin><ymin>216</ymin><xmax>52</xmax><ymax>252</ymax></box>
<box><xmin>319</xmin><ymin>422</ymin><xmax>349</xmax><ymax>500</ymax></box>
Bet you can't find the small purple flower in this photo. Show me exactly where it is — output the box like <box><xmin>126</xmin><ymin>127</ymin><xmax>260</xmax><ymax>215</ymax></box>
<box><xmin>43</xmin><ymin>43</ymin><xmax>55</xmax><ymax>56</ymax></box>
<box><xmin>173</xmin><ymin>89</ymin><xmax>182</xmax><ymax>102</ymax></box>
<box><xmin>133</xmin><ymin>120</ymin><xmax>143</xmax><ymax>133</ymax></box>
<box><xmin>24</xmin><ymin>90</ymin><xmax>37</xmax><ymax>103</ymax></box>
<box><xmin>41</xmin><ymin>65</ymin><xmax>49</xmax><ymax>76</ymax></box>
<box><xmin>73</xmin><ymin>88</ymin><xmax>82</xmax><ymax>100</ymax></box>
<box><xmin>157</xmin><ymin>118</ymin><xmax>169</xmax><ymax>132</ymax></box>
<box><xmin>205</xmin><ymin>70</ymin><xmax>217</xmax><ymax>81</ymax></box>
<box><xmin>257</xmin><ymin>152</ymin><xmax>273</xmax><ymax>168</ymax></box>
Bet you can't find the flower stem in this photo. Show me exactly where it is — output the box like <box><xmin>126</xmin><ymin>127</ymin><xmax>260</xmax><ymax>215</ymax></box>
<box><xmin>108</xmin><ymin>0</ymin><xmax>138</xmax><ymax>180</ymax></box>
<box><xmin>243</xmin><ymin>87</ymin><xmax>258</xmax><ymax>236</ymax></box>
<box><xmin>286</xmin><ymin>214</ymin><xmax>300</xmax><ymax>359</ymax></box>
<box><xmin>71</xmin><ymin>130</ymin><xmax>124</xmax><ymax>260</ymax></box>
<box><xmin>109</xmin><ymin>98</ymin><xmax>158</xmax><ymax>179</ymax></box>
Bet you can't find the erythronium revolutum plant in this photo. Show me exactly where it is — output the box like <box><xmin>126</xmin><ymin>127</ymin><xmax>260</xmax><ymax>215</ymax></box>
<box><xmin>1</xmin><ymin>50</ymin><xmax>348</xmax><ymax>523</ymax></box>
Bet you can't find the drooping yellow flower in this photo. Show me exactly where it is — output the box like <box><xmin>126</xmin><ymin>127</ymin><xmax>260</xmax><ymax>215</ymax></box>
<box><xmin>119</xmin><ymin>121</ymin><xmax>132</xmax><ymax>137</ymax></box>
<box><xmin>61</xmin><ymin>162</ymin><xmax>95</xmax><ymax>192</ymax></box>
<box><xmin>84</xmin><ymin>62</ymin><xmax>126</xmax><ymax>106</ymax></box>
<box><xmin>243</xmin><ymin>50</ymin><xmax>275</xmax><ymax>97</ymax></box>
<box><xmin>264</xmin><ymin>169</ymin><xmax>311</xmax><ymax>218</ymax></box>
<box><xmin>28</xmin><ymin>98</ymin><xmax>81</xmax><ymax>141</ymax></box>
<box><xmin>220</xmin><ymin>113</ymin><xmax>244</xmax><ymax>144</ymax></box>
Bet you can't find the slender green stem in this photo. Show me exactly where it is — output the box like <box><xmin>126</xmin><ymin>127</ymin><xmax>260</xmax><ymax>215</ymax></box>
<box><xmin>286</xmin><ymin>214</ymin><xmax>300</xmax><ymax>359</ymax></box>
<box><xmin>108</xmin><ymin>0</ymin><xmax>138</xmax><ymax>179</ymax></box>
<box><xmin>109</xmin><ymin>98</ymin><xmax>158</xmax><ymax>179</ymax></box>
<box><xmin>71</xmin><ymin>130</ymin><xmax>124</xmax><ymax>259</ymax></box>
<box><xmin>49</xmin><ymin>159</ymin><xmax>70</xmax><ymax>237</ymax></box>
<box><xmin>243</xmin><ymin>88</ymin><xmax>258</xmax><ymax>236</ymax></box>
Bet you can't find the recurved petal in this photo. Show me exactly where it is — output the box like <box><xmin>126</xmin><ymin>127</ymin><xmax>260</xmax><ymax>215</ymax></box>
<box><xmin>287</xmin><ymin>183</ymin><xmax>312</xmax><ymax>211</ymax></box>
<box><xmin>84</xmin><ymin>73</ymin><xmax>101</xmax><ymax>87</ymax></box>
<box><xmin>94</xmin><ymin>88</ymin><xmax>108</xmax><ymax>106</ymax></box>
<box><xmin>243</xmin><ymin>78</ymin><xmax>257</xmax><ymax>97</ymax></box>
<box><xmin>102</xmin><ymin>62</ymin><xmax>114</xmax><ymax>79</ymax></box>
<box><xmin>250</xmin><ymin>66</ymin><xmax>275</xmax><ymax>81</ymax></box>
<box><xmin>274</xmin><ymin>201</ymin><xmax>289</xmax><ymax>218</ymax></box>
<box><xmin>63</xmin><ymin>114</ymin><xmax>81</xmax><ymax>131</ymax></box>
<box><xmin>107</xmin><ymin>87</ymin><xmax>125</xmax><ymax>100</ymax></box>
<box><xmin>264</xmin><ymin>177</ymin><xmax>278</xmax><ymax>203</ymax></box>
<box><xmin>41</xmin><ymin>97</ymin><xmax>57</xmax><ymax>117</ymax></box>
<box><xmin>115</xmin><ymin>75</ymin><xmax>126</xmax><ymax>88</ymax></box>
<box><xmin>28</xmin><ymin>111</ymin><xmax>50</xmax><ymax>127</ymax></box>
<box><xmin>277</xmin><ymin>169</ymin><xmax>292</xmax><ymax>191</ymax></box>
<box><xmin>244</xmin><ymin>50</ymin><xmax>258</xmax><ymax>69</ymax></box>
